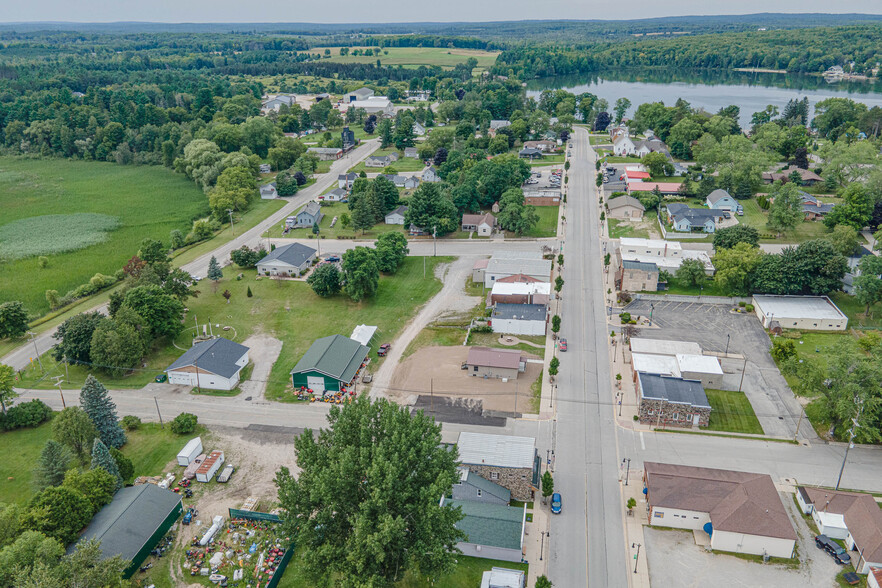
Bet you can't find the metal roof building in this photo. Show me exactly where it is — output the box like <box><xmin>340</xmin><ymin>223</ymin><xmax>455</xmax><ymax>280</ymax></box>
<box><xmin>629</xmin><ymin>338</ymin><xmax>702</xmax><ymax>357</ymax></box>
<box><xmin>457</xmin><ymin>432</ymin><xmax>536</xmax><ymax>469</ymax></box>
<box><xmin>637</xmin><ymin>373</ymin><xmax>710</xmax><ymax>409</ymax></box>
<box><xmin>290</xmin><ymin>334</ymin><xmax>369</xmax><ymax>394</ymax></box>
<box><xmin>74</xmin><ymin>484</ymin><xmax>183</xmax><ymax>578</ymax></box>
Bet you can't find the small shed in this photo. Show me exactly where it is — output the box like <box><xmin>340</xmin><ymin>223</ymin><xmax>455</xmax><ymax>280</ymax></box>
<box><xmin>196</xmin><ymin>450</ymin><xmax>225</xmax><ymax>483</ymax></box>
<box><xmin>177</xmin><ymin>437</ymin><xmax>203</xmax><ymax>466</ymax></box>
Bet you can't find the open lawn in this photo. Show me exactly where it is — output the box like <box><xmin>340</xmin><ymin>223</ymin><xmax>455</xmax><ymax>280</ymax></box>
<box><xmin>589</xmin><ymin>135</ymin><xmax>609</xmax><ymax>145</ymax></box>
<box><xmin>277</xmin><ymin>554</ymin><xmax>526</xmax><ymax>588</ymax></box>
<box><xmin>516</xmin><ymin>205</ymin><xmax>558</xmax><ymax>238</ymax></box>
<box><xmin>0</xmin><ymin>418</ymin><xmax>202</xmax><ymax>505</ymax></box>
<box><xmin>529</xmin><ymin>153</ymin><xmax>565</xmax><ymax>166</ymax></box>
<box><xmin>704</xmin><ymin>389</ymin><xmax>764</xmax><ymax>434</ymax></box>
<box><xmin>348</xmin><ymin>149</ymin><xmax>426</xmax><ymax>173</ymax></box>
<box><xmin>0</xmin><ymin>157</ymin><xmax>208</xmax><ymax>315</ymax></box>
<box><xmin>319</xmin><ymin>46</ymin><xmax>499</xmax><ymax>72</ymax></box>
<box><xmin>604</xmin><ymin>156</ymin><xmax>643</xmax><ymax>163</ymax></box>
<box><xmin>738</xmin><ymin>198</ymin><xmax>832</xmax><ymax>243</ymax></box>
<box><xmin>609</xmin><ymin>218</ymin><xmax>651</xmax><ymax>239</ymax></box>
<box><xmin>830</xmin><ymin>291</ymin><xmax>882</xmax><ymax>328</ymax></box>
<box><xmin>267</xmin><ymin>202</ymin><xmax>407</xmax><ymax>239</ymax></box>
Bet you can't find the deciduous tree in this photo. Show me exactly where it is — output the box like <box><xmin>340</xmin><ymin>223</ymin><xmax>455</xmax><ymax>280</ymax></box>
<box><xmin>51</xmin><ymin>407</ymin><xmax>97</xmax><ymax>461</ymax></box>
<box><xmin>675</xmin><ymin>258</ymin><xmax>706</xmax><ymax>287</ymax></box>
<box><xmin>342</xmin><ymin>247</ymin><xmax>380</xmax><ymax>302</ymax></box>
<box><xmin>713</xmin><ymin>242</ymin><xmax>762</xmax><ymax>296</ymax></box>
<box><xmin>274</xmin><ymin>396</ymin><xmax>464</xmax><ymax>586</ymax></box>
<box><xmin>712</xmin><ymin>225</ymin><xmax>759</xmax><ymax>250</ymax></box>
<box><xmin>374</xmin><ymin>232</ymin><xmax>409</xmax><ymax>273</ymax></box>
<box><xmin>766</xmin><ymin>182</ymin><xmax>804</xmax><ymax>234</ymax></box>
<box><xmin>855</xmin><ymin>255</ymin><xmax>882</xmax><ymax>316</ymax></box>
<box><xmin>0</xmin><ymin>364</ymin><xmax>17</xmax><ymax>414</ymax></box>
<box><xmin>24</xmin><ymin>486</ymin><xmax>92</xmax><ymax>544</ymax></box>
<box><xmin>0</xmin><ymin>301</ymin><xmax>29</xmax><ymax>340</ymax></box>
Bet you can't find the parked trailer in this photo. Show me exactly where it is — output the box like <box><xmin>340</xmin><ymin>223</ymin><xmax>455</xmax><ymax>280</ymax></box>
<box><xmin>177</xmin><ymin>437</ymin><xmax>203</xmax><ymax>466</ymax></box>
<box><xmin>217</xmin><ymin>465</ymin><xmax>235</xmax><ymax>483</ymax></box>
<box><xmin>195</xmin><ymin>450</ymin><xmax>225</xmax><ymax>483</ymax></box>
<box><xmin>183</xmin><ymin>454</ymin><xmax>206</xmax><ymax>480</ymax></box>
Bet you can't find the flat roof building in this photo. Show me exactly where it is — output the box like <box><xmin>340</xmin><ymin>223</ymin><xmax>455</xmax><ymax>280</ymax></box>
<box><xmin>752</xmin><ymin>295</ymin><xmax>848</xmax><ymax>331</ymax></box>
<box><xmin>630</xmin><ymin>338</ymin><xmax>702</xmax><ymax>357</ymax></box>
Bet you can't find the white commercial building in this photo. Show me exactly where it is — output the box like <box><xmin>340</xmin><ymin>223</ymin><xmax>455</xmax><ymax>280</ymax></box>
<box><xmin>490</xmin><ymin>303</ymin><xmax>547</xmax><ymax>336</ymax></box>
<box><xmin>617</xmin><ymin>238</ymin><xmax>714</xmax><ymax>275</ymax></box>
<box><xmin>348</xmin><ymin>96</ymin><xmax>394</xmax><ymax>116</ymax></box>
<box><xmin>630</xmin><ymin>338</ymin><xmax>702</xmax><ymax>356</ymax></box>
<box><xmin>165</xmin><ymin>338</ymin><xmax>249</xmax><ymax>391</ymax></box>
<box><xmin>483</xmin><ymin>258</ymin><xmax>552</xmax><ymax>287</ymax></box>
<box><xmin>645</xmin><ymin>462</ymin><xmax>797</xmax><ymax>559</ymax></box>
<box><xmin>752</xmin><ymin>295</ymin><xmax>848</xmax><ymax>331</ymax></box>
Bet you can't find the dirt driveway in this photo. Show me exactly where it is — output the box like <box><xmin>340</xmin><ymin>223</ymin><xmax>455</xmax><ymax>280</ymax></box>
<box><xmin>389</xmin><ymin>346</ymin><xmax>542</xmax><ymax>414</ymax></box>
<box><xmin>236</xmin><ymin>334</ymin><xmax>283</xmax><ymax>403</ymax></box>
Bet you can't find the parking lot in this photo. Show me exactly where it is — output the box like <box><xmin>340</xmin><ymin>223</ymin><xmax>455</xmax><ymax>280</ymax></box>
<box><xmin>644</xmin><ymin>493</ymin><xmax>841</xmax><ymax>587</ymax></box>
<box><xmin>623</xmin><ymin>299</ymin><xmax>804</xmax><ymax>438</ymax></box>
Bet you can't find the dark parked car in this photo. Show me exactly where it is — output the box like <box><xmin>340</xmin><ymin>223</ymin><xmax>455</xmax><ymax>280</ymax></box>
<box><xmin>325</xmin><ymin>255</ymin><xmax>341</xmax><ymax>262</ymax></box>
<box><xmin>377</xmin><ymin>343</ymin><xmax>391</xmax><ymax>357</ymax></box>
<box><xmin>551</xmin><ymin>493</ymin><xmax>562</xmax><ymax>514</ymax></box>
<box><xmin>815</xmin><ymin>534</ymin><xmax>852</xmax><ymax>565</ymax></box>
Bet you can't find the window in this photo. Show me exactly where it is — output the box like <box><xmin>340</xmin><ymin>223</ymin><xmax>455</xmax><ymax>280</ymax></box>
<box><xmin>490</xmin><ymin>472</ymin><xmax>499</xmax><ymax>480</ymax></box>
<box><xmin>476</xmin><ymin>489</ymin><xmax>482</xmax><ymax>497</ymax></box>
<box><xmin>473</xmin><ymin>366</ymin><xmax>478</xmax><ymax>372</ymax></box>
<box><xmin>672</xmin><ymin>412</ymin><xmax>680</xmax><ymax>420</ymax></box>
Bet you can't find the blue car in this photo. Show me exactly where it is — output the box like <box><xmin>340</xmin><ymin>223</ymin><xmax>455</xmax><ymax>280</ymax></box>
<box><xmin>551</xmin><ymin>493</ymin><xmax>562</xmax><ymax>514</ymax></box>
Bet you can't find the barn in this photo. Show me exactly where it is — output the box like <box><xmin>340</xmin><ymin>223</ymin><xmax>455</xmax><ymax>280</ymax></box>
<box><xmin>290</xmin><ymin>335</ymin><xmax>369</xmax><ymax>395</ymax></box>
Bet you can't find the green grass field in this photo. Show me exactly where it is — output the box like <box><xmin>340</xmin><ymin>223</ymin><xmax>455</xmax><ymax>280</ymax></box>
<box><xmin>0</xmin><ymin>158</ymin><xmax>209</xmax><ymax>316</ymax></box>
<box><xmin>608</xmin><ymin>218</ymin><xmax>651</xmax><ymax>239</ymax></box>
<box><xmin>348</xmin><ymin>149</ymin><xmax>426</xmax><ymax>173</ymax></box>
<box><xmin>0</xmin><ymin>418</ymin><xmax>201</xmax><ymax>505</ymax></box>
<box><xmin>267</xmin><ymin>202</ymin><xmax>407</xmax><ymax>239</ymax></box>
<box><xmin>277</xmin><ymin>554</ymin><xmax>526</xmax><ymax>588</ymax></box>
<box><xmin>830</xmin><ymin>291</ymin><xmax>882</xmax><ymax>328</ymax></box>
<box><xmin>516</xmin><ymin>205</ymin><xmax>559</xmax><ymax>238</ymax></box>
<box><xmin>704</xmin><ymin>389</ymin><xmax>764</xmax><ymax>434</ymax></box>
<box><xmin>738</xmin><ymin>198</ymin><xmax>831</xmax><ymax>243</ymax></box>
<box><xmin>319</xmin><ymin>46</ymin><xmax>499</xmax><ymax>71</ymax></box>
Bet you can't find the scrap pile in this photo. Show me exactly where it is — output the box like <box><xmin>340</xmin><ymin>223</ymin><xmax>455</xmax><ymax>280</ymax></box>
<box><xmin>184</xmin><ymin>516</ymin><xmax>290</xmax><ymax>587</ymax></box>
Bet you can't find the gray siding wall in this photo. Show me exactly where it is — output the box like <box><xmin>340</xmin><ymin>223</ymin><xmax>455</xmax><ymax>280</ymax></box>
<box><xmin>452</xmin><ymin>482</ymin><xmax>508</xmax><ymax>505</ymax></box>
<box><xmin>455</xmin><ymin>541</ymin><xmax>522</xmax><ymax>563</ymax></box>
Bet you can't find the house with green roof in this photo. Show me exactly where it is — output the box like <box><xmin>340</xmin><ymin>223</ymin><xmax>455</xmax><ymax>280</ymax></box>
<box><xmin>290</xmin><ymin>334</ymin><xmax>369</xmax><ymax>395</ymax></box>
<box><xmin>441</xmin><ymin>497</ymin><xmax>526</xmax><ymax>563</ymax></box>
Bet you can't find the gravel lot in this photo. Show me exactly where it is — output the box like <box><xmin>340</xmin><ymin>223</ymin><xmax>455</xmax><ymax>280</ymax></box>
<box><xmin>644</xmin><ymin>492</ymin><xmax>841</xmax><ymax>588</ymax></box>
<box><xmin>623</xmin><ymin>300</ymin><xmax>805</xmax><ymax>439</ymax></box>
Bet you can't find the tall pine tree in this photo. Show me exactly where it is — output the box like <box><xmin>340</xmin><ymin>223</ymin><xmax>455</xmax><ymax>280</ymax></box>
<box><xmin>33</xmin><ymin>440</ymin><xmax>72</xmax><ymax>491</ymax></box>
<box><xmin>207</xmin><ymin>256</ymin><xmax>223</xmax><ymax>282</ymax></box>
<box><xmin>90</xmin><ymin>439</ymin><xmax>123</xmax><ymax>491</ymax></box>
<box><xmin>80</xmin><ymin>374</ymin><xmax>126</xmax><ymax>449</ymax></box>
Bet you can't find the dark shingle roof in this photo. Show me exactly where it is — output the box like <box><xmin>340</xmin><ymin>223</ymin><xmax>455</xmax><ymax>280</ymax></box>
<box><xmin>623</xmin><ymin>260</ymin><xmax>658</xmax><ymax>273</ymax></box>
<box><xmin>387</xmin><ymin>205</ymin><xmax>408</xmax><ymax>216</ymax></box>
<box><xmin>257</xmin><ymin>243</ymin><xmax>317</xmax><ymax>269</ymax></box>
<box><xmin>446</xmin><ymin>499</ymin><xmax>524</xmax><ymax>550</ymax></box>
<box><xmin>638</xmin><ymin>373</ymin><xmax>709</xmax><ymax>408</ymax></box>
<box><xmin>73</xmin><ymin>484</ymin><xmax>182</xmax><ymax>560</ymax></box>
<box><xmin>166</xmin><ymin>337</ymin><xmax>249</xmax><ymax>379</ymax></box>
<box><xmin>492</xmin><ymin>303</ymin><xmax>547</xmax><ymax>322</ymax></box>
<box><xmin>301</xmin><ymin>201</ymin><xmax>322</xmax><ymax>218</ymax></box>
<box><xmin>290</xmin><ymin>334</ymin><xmax>369</xmax><ymax>383</ymax></box>
<box><xmin>667</xmin><ymin>203</ymin><xmax>724</xmax><ymax>224</ymax></box>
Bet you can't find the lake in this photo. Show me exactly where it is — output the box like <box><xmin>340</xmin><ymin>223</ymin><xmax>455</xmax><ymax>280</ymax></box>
<box><xmin>526</xmin><ymin>69</ymin><xmax>882</xmax><ymax>127</ymax></box>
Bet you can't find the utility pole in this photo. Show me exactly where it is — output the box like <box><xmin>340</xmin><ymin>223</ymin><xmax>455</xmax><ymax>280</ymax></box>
<box><xmin>227</xmin><ymin>209</ymin><xmax>235</xmax><ymax>235</ymax></box>
<box><xmin>622</xmin><ymin>457</ymin><xmax>631</xmax><ymax>486</ymax></box>
<box><xmin>725</xmin><ymin>333</ymin><xmax>730</xmax><ymax>356</ymax></box>
<box><xmin>794</xmin><ymin>406</ymin><xmax>805</xmax><ymax>442</ymax></box>
<box><xmin>51</xmin><ymin>376</ymin><xmax>66</xmax><ymax>408</ymax></box>
<box><xmin>738</xmin><ymin>357</ymin><xmax>747</xmax><ymax>392</ymax></box>
<box><xmin>432</xmin><ymin>226</ymin><xmax>437</xmax><ymax>257</ymax></box>
<box><xmin>28</xmin><ymin>331</ymin><xmax>44</xmax><ymax>372</ymax></box>
<box><xmin>540</xmin><ymin>531</ymin><xmax>546</xmax><ymax>561</ymax></box>
<box><xmin>154</xmin><ymin>397</ymin><xmax>164</xmax><ymax>428</ymax></box>
<box><xmin>836</xmin><ymin>399</ymin><xmax>863</xmax><ymax>490</ymax></box>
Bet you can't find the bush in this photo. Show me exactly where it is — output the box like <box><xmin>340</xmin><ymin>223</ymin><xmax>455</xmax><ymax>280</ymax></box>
<box><xmin>170</xmin><ymin>412</ymin><xmax>198</xmax><ymax>435</ymax></box>
<box><xmin>744</xmin><ymin>304</ymin><xmax>754</xmax><ymax>312</ymax></box>
<box><xmin>471</xmin><ymin>325</ymin><xmax>492</xmax><ymax>334</ymax></box>
<box><xmin>1</xmin><ymin>399</ymin><xmax>53</xmax><ymax>431</ymax></box>
<box><xmin>738</xmin><ymin>301</ymin><xmax>746</xmax><ymax>308</ymax></box>
<box><xmin>619</xmin><ymin>312</ymin><xmax>631</xmax><ymax>322</ymax></box>
<box><xmin>770</xmin><ymin>339</ymin><xmax>797</xmax><ymax>363</ymax></box>
<box><xmin>120</xmin><ymin>415</ymin><xmax>141</xmax><ymax>431</ymax></box>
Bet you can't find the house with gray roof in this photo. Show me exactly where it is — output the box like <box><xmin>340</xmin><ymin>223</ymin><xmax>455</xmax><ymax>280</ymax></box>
<box><xmin>165</xmin><ymin>337</ymin><xmax>250</xmax><ymax>391</ymax></box>
<box><xmin>637</xmin><ymin>372</ymin><xmax>711</xmax><ymax>428</ymax></box>
<box><xmin>256</xmin><ymin>242</ymin><xmax>317</xmax><ymax>277</ymax></box>
<box><xmin>290</xmin><ymin>334</ymin><xmax>369</xmax><ymax>395</ymax></box>
<box><xmin>490</xmin><ymin>303</ymin><xmax>547</xmax><ymax>336</ymax></box>
<box><xmin>260</xmin><ymin>182</ymin><xmax>278</xmax><ymax>199</ymax></box>
<box><xmin>800</xmin><ymin>192</ymin><xmax>836</xmax><ymax>220</ymax></box>
<box><xmin>453</xmin><ymin>466</ymin><xmax>511</xmax><ymax>505</ymax></box>
<box><xmin>665</xmin><ymin>203</ymin><xmax>725</xmax><ymax>233</ymax></box>
<box><xmin>518</xmin><ymin>147</ymin><xmax>543</xmax><ymax>160</ymax></box>
<box><xmin>457</xmin><ymin>432</ymin><xmax>538</xmax><ymax>501</ymax></box>
<box><xmin>321</xmin><ymin>188</ymin><xmax>348</xmax><ymax>202</ymax></box>
<box><xmin>287</xmin><ymin>201</ymin><xmax>324</xmax><ymax>229</ymax></box>
<box><xmin>705</xmin><ymin>189</ymin><xmax>742</xmax><ymax>213</ymax></box>
<box><xmin>74</xmin><ymin>484</ymin><xmax>183</xmax><ymax>578</ymax></box>
<box><xmin>338</xmin><ymin>172</ymin><xmax>358</xmax><ymax>190</ymax></box>
<box><xmin>421</xmin><ymin>166</ymin><xmax>440</xmax><ymax>183</ymax></box>
<box><xmin>384</xmin><ymin>205</ymin><xmax>408</xmax><ymax>225</ymax></box>
<box><xmin>441</xmin><ymin>497</ymin><xmax>526</xmax><ymax>563</ymax></box>
<box><xmin>607</xmin><ymin>195</ymin><xmax>645</xmax><ymax>219</ymax></box>
<box><xmin>403</xmin><ymin>147</ymin><xmax>419</xmax><ymax>159</ymax></box>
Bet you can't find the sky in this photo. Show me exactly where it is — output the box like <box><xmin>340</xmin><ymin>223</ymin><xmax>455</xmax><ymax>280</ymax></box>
<box><xmin>2</xmin><ymin>1</ymin><xmax>881</xmax><ymax>24</ymax></box>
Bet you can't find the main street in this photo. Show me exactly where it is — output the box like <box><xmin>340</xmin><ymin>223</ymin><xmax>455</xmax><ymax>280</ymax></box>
<box><xmin>546</xmin><ymin>127</ymin><xmax>628</xmax><ymax>587</ymax></box>
<box><xmin>0</xmin><ymin>140</ymin><xmax>379</xmax><ymax>372</ymax></box>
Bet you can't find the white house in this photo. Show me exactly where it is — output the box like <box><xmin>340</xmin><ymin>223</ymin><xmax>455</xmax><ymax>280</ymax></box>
<box><xmin>421</xmin><ymin>166</ymin><xmax>440</xmax><ymax>183</ymax></box>
<box><xmin>412</xmin><ymin>122</ymin><xmax>426</xmax><ymax>136</ymax></box>
<box><xmin>338</xmin><ymin>173</ymin><xmax>357</xmax><ymax>190</ymax></box>
<box><xmin>256</xmin><ymin>243</ymin><xmax>317</xmax><ymax>277</ymax></box>
<box><xmin>462</xmin><ymin>212</ymin><xmax>496</xmax><ymax>237</ymax></box>
<box><xmin>259</xmin><ymin>183</ymin><xmax>277</xmax><ymax>199</ymax></box>
<box><xmin>645</xmin><ymin>462</ymin><xmax>797</xmax><ymax>559</ymax></box>
<box><xmin>320</xmin><ymin>188</ymin><xmax>348</xmax><ymax>202</ymax></box>
<box><xmin>165</xmin><ymin>338</ymin><xmax>250</xmax><ymax>391</ymax></box>
<box><xmin>752</xmin><ymin>295</ymin><xmax>848</xmax><ymax>331</ymax></box>
<box><xmin>490</xmin><ymin>303</ymin><xmax>547</xmax><ymax>336</ymax></box>
<box><xmin>384</xmin><ymin>205</ymin><xmax>408</xmax><ymax>225</ymax></box>
<box><xmin>705</xmin><ymin>189</ymin><xmax>742</xmax><ymax>213</ymax></box>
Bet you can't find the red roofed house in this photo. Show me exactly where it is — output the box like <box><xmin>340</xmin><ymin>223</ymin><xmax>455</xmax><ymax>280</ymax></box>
<box><xmin>624</xmin><ymin>170</ymin><xmax>651</xmax><ymax>182</ymax></box>
<box><xmin>644</xmin><ymin>462</ymin><xmax>797</xmax><ymax>559</ymax></box>
<box><xmin>628</xmin><ymin>182</ymin><xmax>684</xmax><ymax>196</ymax></box>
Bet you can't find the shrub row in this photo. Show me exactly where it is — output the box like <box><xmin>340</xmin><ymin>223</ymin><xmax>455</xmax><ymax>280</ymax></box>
<box><xmin>0</xmin><ymin>399</ymin><xmax>53</xmax><ymax>431</ymax></box>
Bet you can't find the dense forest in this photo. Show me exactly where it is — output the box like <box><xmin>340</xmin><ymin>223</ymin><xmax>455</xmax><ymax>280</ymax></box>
<box><xmin>494</xmin><ymin>25</ymin><xmax>882</xmax><ymax>77</ymax></box>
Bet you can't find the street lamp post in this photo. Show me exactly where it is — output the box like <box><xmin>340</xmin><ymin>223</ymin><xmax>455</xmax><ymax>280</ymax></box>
<box><xmin>540</xmin><ymin>531</ymin><xmax>546</xmax><ymax>561</ymax></box>
<box><xmin>836</xmin><ymin>398</ymin><xmax>863</xmax><ymax>490</ymax></box>
<box><xmin>632</xmin><ymin>542</ymin><xmax>642</xmax><ymax>573</ymax></box>
<box><xmin>622</xmin><ymin>457</ymin><xmax>631</xmax><ymax>486</ymax></box>
<box><xmin>649</xmin><ymin>303</ymin><xmax>654</xmax><ymax>326</ymax></box>
<box><xmin>227</xmin><ymin>209</ymin><xmax>235</xmax><ymax>235</ymax></box>
<box><xmin>725</xmin><ymin>333</ymin><xmax>730</xmax><ymax>355</ymax></box>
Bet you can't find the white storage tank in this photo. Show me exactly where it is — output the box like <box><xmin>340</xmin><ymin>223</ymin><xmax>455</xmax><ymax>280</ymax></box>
<box><xmin>177</xmin><ymin>437</ymin><xmax>203</xmax><ymax>466</ymax></box>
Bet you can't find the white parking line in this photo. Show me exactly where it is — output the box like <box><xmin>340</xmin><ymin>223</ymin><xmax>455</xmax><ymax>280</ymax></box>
<box><xmin>640</xmin><ymin>431</ymin><xmax>645</xmax><ymax>451</ymax></box>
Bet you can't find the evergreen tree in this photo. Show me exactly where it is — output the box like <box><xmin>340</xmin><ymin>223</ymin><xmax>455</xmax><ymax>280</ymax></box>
<box><xmin>80</xmin><ymin>375</ymin><xmax>126</xmax><ymax>449</ymax></box>
<box><xmin>207</xmin><ymin>256</ymin><xmax>223</xmax><ymax>282</ymax></box>
<box><xmin>351</xmin><ymin>193</ymin><xmax>376</xmax><ymax>234</ymax></box>
<box><xmin>90</xmin><ymin>439</ymin><xmax>123</xmax><ymax>491</ymax></box>
<box><xmin>33</xmin><ymin>440</ymin><xmax>72</xmax><ymax>491</ymax></box>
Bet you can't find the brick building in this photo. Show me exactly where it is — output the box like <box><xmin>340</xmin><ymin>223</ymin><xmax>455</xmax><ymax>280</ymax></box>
<box><xmin>637</xmin><ymin>372</ymin><xmax>711</xmax><ymax>428</ymax></box>
<box><xmin>456</xmin><ymin>432</ymin><xmax>540</xmax><ymax>501</ymax></box>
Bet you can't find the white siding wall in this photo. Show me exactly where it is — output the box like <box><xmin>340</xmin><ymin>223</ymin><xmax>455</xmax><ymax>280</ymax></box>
<box><xmin>711</xmin><ymin>531</ymin><xmax>795</xmax><ymax>559</ymax></box>
<box><xmin>167</xmin><ymin>371</ymin><xmax>238</xmax><ymax>391</ymax></box>
<box><xmin>491</xmin><ymin>319</ymin><xmax>546</xmax><ymax>337</ymax></box>
<box><xmin>649</xmin><ymin>507</ymin><xmax>709</xmax><ymax>530</ymax></box>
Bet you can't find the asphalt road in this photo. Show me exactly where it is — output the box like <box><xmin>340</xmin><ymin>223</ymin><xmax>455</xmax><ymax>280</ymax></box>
<box><xmin>547</xmin><ymin>127</ymin><xmax>628</xmax><ymax>587</ymax></box>
<box><xmin>0</xmin><ymin>140</ymin><xmax>379</xmax><ymax>372</ymax></box>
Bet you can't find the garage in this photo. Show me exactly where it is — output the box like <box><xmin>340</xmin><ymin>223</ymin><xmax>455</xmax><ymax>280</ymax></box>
<box><xmin>168</xmin><ymin>372</ymin><xmax>195</xmax><ymax>386</ymax></box>
<box><xmin>307</xmin><ymin>376</ymin><xmax>325</xmax><ymax>395</ymax></box>
<box><xmin>165</xmin><ymin>337</ymin><xmax>250</xmax><ymax>391</ymax></box>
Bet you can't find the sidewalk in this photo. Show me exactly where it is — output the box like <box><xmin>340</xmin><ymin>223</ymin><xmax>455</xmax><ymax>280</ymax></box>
<box><xmin>620</xmin><ymin>470</ymin><xmax>650</xmax><ymax>588</ymax></box>
<box><xmin>522</xmin><ymin>501</ymin><xmax>550</xmax><ymax>584</ymax></box>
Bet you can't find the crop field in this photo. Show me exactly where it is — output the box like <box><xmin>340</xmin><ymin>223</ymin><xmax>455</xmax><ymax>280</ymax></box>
<box><xmin>0</xmin><ymin>158</ymin><xmax>208</xmax><ymax>315</ymax></box>
<box><xmin>319</xmin><ymin>47</ymin><xmax>499</xmax><ymax>71</ymax></box>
